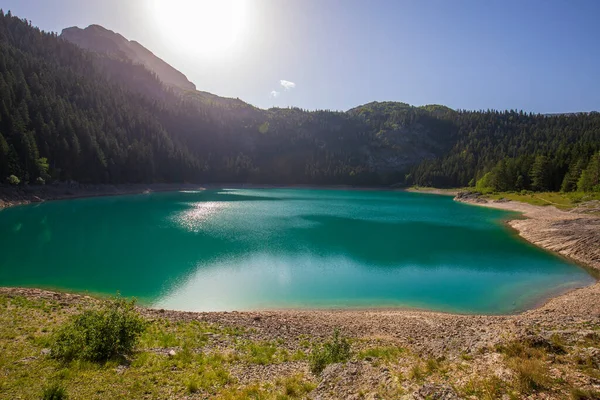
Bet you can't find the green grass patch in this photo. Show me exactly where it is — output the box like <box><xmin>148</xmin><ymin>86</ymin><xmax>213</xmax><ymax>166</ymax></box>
<box><xmin>238</xmin><ymin>340</ymin><xmax>283</xmax><ymax>365</ymax></box>
<box><xmin>42</xmin><ymin>382</ymin><xmax>68</xmax><ymax>400</ymax></box>
<box><xmin>461</xmin><ymin>376</ymin><xmax>506</xmax><ymax>400</ymax></box>
<box><xmin>486</xmin><ymin>191</ymin><xmax>600</xmax><ymax>210</ymax></box>
<box><xmin>309</xmin><ymin>329</ymin><xmax>351</xmax><ymax>375</ymax></box>
<box><xmin>358</xmin><ymin>345</ymin><xmax>405</xmax><ymax>363</ymax></box>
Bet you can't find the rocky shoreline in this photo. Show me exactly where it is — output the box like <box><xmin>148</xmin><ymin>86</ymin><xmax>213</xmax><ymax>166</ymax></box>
<box><xmin>0</xmin><ymin>182</ymin><xmax>209</xmax><ymax>209</ymax></box>
<box><xmin>453</xmin><ymin>191</ymin><xmax>600</xmax><ymax>273</ymax></box>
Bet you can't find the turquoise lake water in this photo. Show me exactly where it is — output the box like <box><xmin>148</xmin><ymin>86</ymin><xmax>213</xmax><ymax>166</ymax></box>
<box><xmin>0</xmin><ymin>189</ymin><xmax>594</xmax><ymax>314</ymax></box>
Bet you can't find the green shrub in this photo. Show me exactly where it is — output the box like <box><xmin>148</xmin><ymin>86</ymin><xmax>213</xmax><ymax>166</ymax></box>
<box><xmin>42</xmin><ymin>383</ymin><xmax>68</xmax><ymax>400</ymax></box>
<box><xmin>309</xmin><ymin>329</ymin><xmax>351</xmax><ymax>375</ymax></box>
<box><xmin>6</xmin><ymin>175</ymin><xmax>20</xmax><ymax>185</ymax></box>
<box><xmin>51</xmin><ymin>297</ymin><xmax>146</xmax><ymax>362</ymax></box>
<box><xmin>242</xmin><ymin>341</ymin><xmax>278</xmax><ymax>365</ymax></box>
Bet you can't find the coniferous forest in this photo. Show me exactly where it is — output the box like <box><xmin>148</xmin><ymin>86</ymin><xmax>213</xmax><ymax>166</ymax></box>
<box><xmin>1</xmin><ymin>11</ymin><xmax>599</xmax><ymax>192</ymax></box>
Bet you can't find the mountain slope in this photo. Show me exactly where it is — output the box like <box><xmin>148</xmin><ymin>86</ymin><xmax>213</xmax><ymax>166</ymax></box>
<box><xmin>1</xmin><ymin>11</ymin><xmax>599</xmax><ymax>191</ymax></box>
<box><xmin>61</xmin><ymin>24</ymin><xmax>196</xmax><ymax>91</ymax></box>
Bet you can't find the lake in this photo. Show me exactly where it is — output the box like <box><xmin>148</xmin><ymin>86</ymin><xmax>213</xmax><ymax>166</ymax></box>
<box><xmin>0</xmin><ymin>189</ymin><xmax>594</xmax><ymax>314</ymax></box>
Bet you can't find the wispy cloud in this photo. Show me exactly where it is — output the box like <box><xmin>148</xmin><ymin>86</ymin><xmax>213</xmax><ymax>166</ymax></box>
<box><xmin>270</xmin><ymin>90</ymin><xmax>280</xmax><ymax>98</ymax></box>
<box><xmin>280</xmin><ymin>80</ymin><xmax>296</xmax><ymax>90</ymax></box>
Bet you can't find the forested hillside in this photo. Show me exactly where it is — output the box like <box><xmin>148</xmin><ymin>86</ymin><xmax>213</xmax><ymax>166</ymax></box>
<box><xmin>1</xmin><ymin>11</ymin><xmax>599</xmax><ymax>191</ymax></box>
<box><xmin>408</xmin><ymin>110</ymin><xmax>600</xmax><ymax>192</ymax></box>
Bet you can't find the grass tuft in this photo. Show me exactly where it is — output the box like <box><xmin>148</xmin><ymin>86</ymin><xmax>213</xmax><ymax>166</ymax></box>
<box><xmin>358</xmin><ymin>346</ymin><xmax>405</xmax><ymax>363</ymax></box>
<box><xmin>511</xmin><ymin>358</ymin><xmax>551</xmax><ymax>394</ymax></box>
<box><xmin>42</xmin><ymin>382</ymin><xmax>68</xmax><ymax>400</ymax></box>
<box><xmin>461</xmin><ymin>376</ymin><xmax>505</xmax><ymax>400</ymax></box>
<box><xmin>309</xmin><ymin>328</ymin><xmax>351</xmax><ymax>375</ymax></box>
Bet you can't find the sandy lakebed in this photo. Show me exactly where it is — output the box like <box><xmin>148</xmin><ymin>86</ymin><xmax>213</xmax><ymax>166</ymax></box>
<box><xmin>1</xmin><ymin>185</ymin><xmax>599</xmax><ymax>398</ymax></box>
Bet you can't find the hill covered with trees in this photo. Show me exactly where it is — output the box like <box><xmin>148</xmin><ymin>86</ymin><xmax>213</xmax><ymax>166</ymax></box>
<box><xmin>1</xmin><ymin>11</ymin><xmax>599</xmax><ymax>192</ymax></box>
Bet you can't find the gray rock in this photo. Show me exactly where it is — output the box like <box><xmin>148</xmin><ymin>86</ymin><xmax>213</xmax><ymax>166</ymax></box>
<box><xmin>454</xmin><ymin>191</ymin><xmax>487</xmax><ymax>204</ymax></box>
<box><xmin>413</xmin><ymin>383</ymin><xmax>461</xmax><ymax>400</ymax></box>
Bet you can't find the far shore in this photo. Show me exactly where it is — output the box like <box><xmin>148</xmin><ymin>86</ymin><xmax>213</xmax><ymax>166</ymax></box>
<box><xmin>0</xmin><ymin>182</ymin><xmax>460</xmax><ymax>210</ymax></box>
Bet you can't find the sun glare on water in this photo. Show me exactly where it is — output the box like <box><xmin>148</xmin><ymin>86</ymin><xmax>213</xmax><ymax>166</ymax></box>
<box><xmin>151</xmin><ymin>0</ymin><xmax>249</xmax><ymax>57</ymax></box>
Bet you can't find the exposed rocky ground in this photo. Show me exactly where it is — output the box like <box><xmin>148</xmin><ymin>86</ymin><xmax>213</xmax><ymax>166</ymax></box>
<box><xmin>1</xmin><ymin>284</ymin><xmax>599</xmax><ymax>399</ymax></box>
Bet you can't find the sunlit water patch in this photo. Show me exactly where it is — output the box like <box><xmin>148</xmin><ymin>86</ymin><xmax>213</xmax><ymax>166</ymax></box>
<box><xmin>0</xmin><ymin>189</ymin><xmax>594</xmax><ymax>314</ymax></box>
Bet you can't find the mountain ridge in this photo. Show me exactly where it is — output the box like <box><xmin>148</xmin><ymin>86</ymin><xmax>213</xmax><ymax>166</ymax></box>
<box><xmin>61</xmin><ymin>24</ymin><xmax>196</xmax><ymax>91</ymax></box>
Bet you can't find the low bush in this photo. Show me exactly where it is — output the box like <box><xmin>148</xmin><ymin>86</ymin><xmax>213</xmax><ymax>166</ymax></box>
<box><xmin>6</xmin><ymin>175</ymin><xmax>20</xmax><ymax>185</ymax></box>
<box><xmin>42</xmin><ymin>383</ymin><xmax>68</xmax><ymax>400</ymax></box>
<box><xmin>309</xmin><ymin>328</ymin><xmax>351</xmax><ymax>375</ymax></box>
<box><xmin>50</xmin><ymin>297</ymin><xmax>146</xmax><ymax>362</ymax></box>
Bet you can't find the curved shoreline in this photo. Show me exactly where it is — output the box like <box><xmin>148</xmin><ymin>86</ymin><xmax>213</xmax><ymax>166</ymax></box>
<box><xmin>1</xmin><ymin>186</ymin><xmax>598</xmax><ymax>315</ymax></box>
<box><xmin>0</xmin><ymin>187</ymin><xmax>598</xmax><ymax>363</ymax></box>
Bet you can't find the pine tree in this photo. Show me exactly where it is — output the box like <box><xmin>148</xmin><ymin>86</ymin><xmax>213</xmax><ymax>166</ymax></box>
<box><xmin>577</xmin><ymin>152</ymin><xmax>600</xmax><ymax>192</ymax></box>
<box><xmin>530</xmin><ymin>156</ymin><xmax>551</xmax><ymax>192</ymax></box>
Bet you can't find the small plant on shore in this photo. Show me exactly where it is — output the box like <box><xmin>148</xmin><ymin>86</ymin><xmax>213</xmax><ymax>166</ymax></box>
<box><xmin>51</xmin><ymin>296</ymin><xmax>146</xmax><ymax>362</ymax></box>
<box><xmin>6</xmin><ymin>174</ymin><xmax>20</xmax><ymax>185</ymax></box>
<box><xmin>409</xmin><ymin>363</ymin><xmax>425</xmax><ymax>382</ymax></box>
<box><xmin>309</xmin><ymin>328</ymin><xmax>351</xmax><ymax>375</ymax></box>
<box><xmin>461</xmin><ymin>376</ymin><xmax>505</xmax><ymax>400</ymax></box>
<box><xmin>511</xmin><ymin>358</ymin><xmax>551</xmax><ymax>394</ymax></box>
<box><xmin>186</xmin><ymin>379</ymin><xmax>200</xmax><ymax>394</ymax></box>
<box><xmin>358</xmin><ymin>346</ymin><xmax>405</xmax><ymax>363</ymax></box>
<box><xmin>42</xmin><ymin>383</ymin><xmax>68</xmax><ymax>400</ymax></box>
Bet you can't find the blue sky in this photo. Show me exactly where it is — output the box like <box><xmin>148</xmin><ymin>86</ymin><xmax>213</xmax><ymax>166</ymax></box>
<box><xmin>2</xmin><ymin>0</ymin><xmax>599</xmax><ymax>113</ymax></box>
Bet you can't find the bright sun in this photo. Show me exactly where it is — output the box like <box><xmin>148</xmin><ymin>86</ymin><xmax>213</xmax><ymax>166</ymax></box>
<box><xmin>151</xmin><ymin>0</ymin><xmax>248</xmax><ymax>57</ymax></box>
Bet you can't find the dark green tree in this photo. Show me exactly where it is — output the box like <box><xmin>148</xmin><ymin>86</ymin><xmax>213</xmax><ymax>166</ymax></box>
<box><xmin>530</xmin><ymin>156</ymin><xmax>552</xmax><ymax>192</ymax></box>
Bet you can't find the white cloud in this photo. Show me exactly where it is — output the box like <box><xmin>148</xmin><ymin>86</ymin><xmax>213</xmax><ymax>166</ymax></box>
<box><xmin>280</xmin><ymin>80</ymin><xmax>296</xmax><ymax>90</ymax></box>
<box><xmin>270</xmin><ymin>90</ymin><xmax>280</xmax><ymax>98</ymax></box>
